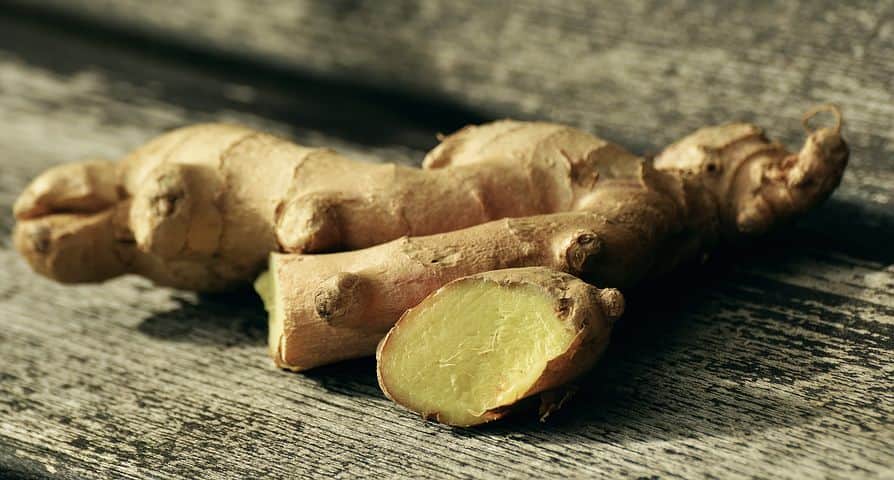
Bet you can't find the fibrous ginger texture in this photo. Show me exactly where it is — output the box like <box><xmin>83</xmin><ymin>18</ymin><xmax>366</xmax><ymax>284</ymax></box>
<box><xmin>376</xmin><ymin>267</ymin><xmax>623</xmax><ymax>426</ymax></box>
<box><xmin>14</xmin><ymin>121</ymin><xmax>611</xmax><ymax>291</ymax></box>
<box><xmin>261</xmin><ymin>107</ymin><xmax>848</xmax><ymax>371</ymax></box>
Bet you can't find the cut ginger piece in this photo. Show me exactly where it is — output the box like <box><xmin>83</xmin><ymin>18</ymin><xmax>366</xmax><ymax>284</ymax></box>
<box><xmin>376</xmin><ymin>267</ymin><xmax>623</xmax><ymax>427</ymax></box>
<box><xmin>254</xmin><ymin>270</ymin><xmax>284</xmax><ymax>360</ymax></box>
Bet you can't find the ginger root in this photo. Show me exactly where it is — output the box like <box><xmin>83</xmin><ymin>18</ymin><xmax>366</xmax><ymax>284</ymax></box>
<box><xmin>14</xmin><ymin>122</ymin><xmax>608</xmax><ymax>290</ymax></box>
<box><xmin>371</xmin><ymin>107</ymin><xmax>849</xmax><ymax>426</ymax></box>
<box><xmin>376</xmin><ymin>267</ymin><xmax>623</xmax><ymax>427</ymax></box>
<box><xmin>258</xmin><ymin>107</ymin><xmax>848</xmax><ymax>374</ymax></box>
<box><xmin>13</xmin><ymin>106</ymin><xmax>849</xmax><ymax>426</ymax></box>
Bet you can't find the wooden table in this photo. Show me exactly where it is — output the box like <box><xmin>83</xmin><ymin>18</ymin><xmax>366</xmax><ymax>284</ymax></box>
<box><xmin>1</xmin><ymin>2</ymin><xmax>891</xmax><ymax>478</ymax></box>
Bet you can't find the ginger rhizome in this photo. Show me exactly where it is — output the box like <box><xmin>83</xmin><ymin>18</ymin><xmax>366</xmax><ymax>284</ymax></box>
<box><xmin>258</xmin><ymin>108</ymin><xmax>848</xmax><ymax>375</ymax></box>
<box><xmin>14</xmin><ymin>122</ymin><xmax>608</xmax><ymax>291</ymax></box>
<box><xmin>13</xmin><ymin>107</ymin><xmax>849</xmax><ymax>426</ymax></box>
<box><xmin>372</xmin><ymin>108</ymin><xmax>848</xmax><ymax>426</ymax></box>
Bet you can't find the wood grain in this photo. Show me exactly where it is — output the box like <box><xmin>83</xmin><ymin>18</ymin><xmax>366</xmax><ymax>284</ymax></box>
<box><xmin>8</xmin><ymin>1</ymin><xmax>894</xmax><ymax>153</ymax></box>
<box><xmin>0</xmin><ymin>3</ymin><xmax>891</xmax><ymax>479</ymax></box>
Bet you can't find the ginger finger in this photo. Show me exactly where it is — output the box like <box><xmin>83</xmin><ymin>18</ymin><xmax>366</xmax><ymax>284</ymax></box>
<box><xmin>13</xmin><ymin>159</ymin><xmax>119</xmax><ymax>220</ymax></box>
<box><xmin>258</xmin><ymin>108</ymin><xmax>848</xmax><ymax>372</ymax></box>
<box><xmin>15</xmin><ymin>122</ymin><xmax>615</xmax><ymax>290</ymax></box>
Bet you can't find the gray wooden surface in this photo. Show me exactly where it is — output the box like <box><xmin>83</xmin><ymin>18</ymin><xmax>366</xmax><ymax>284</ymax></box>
<box><xmin>0</xmin><ymin>1</ymin><xmax>892</xmax><ymax>479</ymax></box>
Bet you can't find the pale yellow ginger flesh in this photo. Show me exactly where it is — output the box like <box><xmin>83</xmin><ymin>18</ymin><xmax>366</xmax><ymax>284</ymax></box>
<box><xmin>378</xmin><ymin>281</ymin><xmax>576</xmax><ymax>426</ymax></box>
<box><xmin>254</xmin><ymin>270</ymin><xmax>285</xmax><ymax>359</ymax></box>
<box><xmin>377</xmin><ymin>267</ymin><xmax>621</xmax><ymax>426</ymax></box>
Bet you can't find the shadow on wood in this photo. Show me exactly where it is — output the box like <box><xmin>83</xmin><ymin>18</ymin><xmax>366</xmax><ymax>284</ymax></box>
<box><xmin>136</xmin><ymin>289</ymin><xmax>267</xmax><ymax>347</ymax></box>
<box><xmin>0</xmin><ymin>7</ymin><xmax>490</xmax><ymax>152</ymax></box>
<box><xmin>131</xmin><ymin>199</ymin><xmax>890</xmax><ymax>441</ymax></box>
<box><xmin>447</xmin><ymin>201</ymin><xmax>891</xmax><ymax>440</ymax></box>
<box><xmin>445</xmin><ymin>263</ymin><xmax>821</xmax><ymax>442</ymax></box>
<box><xmin>300</xmin><ymin>358</ymin><xmax>383</xmax><ymax>399</ymax></box>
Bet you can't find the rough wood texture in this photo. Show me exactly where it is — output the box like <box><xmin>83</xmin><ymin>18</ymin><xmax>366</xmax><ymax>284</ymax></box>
<box><xmin>0</xmin><ymin>2</ymin><xmax>892</xmax><ymax>479</ymax></box>
<box><xmin>11</xmin><ymin>0</ymin><xmax>894</xmax><ymax>152</ymax></box>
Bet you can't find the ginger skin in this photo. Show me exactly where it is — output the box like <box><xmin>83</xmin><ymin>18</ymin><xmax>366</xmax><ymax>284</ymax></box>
<box><xmin>13</xmin><ymin>122</ymin><xmax>609</xmax><ymax>291</ymax></box>
<box><xmin>372</xmin><ymin>108</ymin><xmax>849</xmax><ymax>426</ymax></box>
<box><xmin>15</xmin><ymin>110</ymin><xmax>844</xmax><ymax>293</ymax></box>
<box><xmin>260</xmin><ymin>107</ymin><xmax>848</xmax><ymax>372</ymax></box>
<box><xmin>13</xmin><ymin>107</ymin><xmax>848</xmax><ymax>426</ymax></box>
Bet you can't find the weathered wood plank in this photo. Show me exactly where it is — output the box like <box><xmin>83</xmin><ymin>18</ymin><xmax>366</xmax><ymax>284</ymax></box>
<box><xmin>0</xmin><ymin>6</ymin><xmax>891</xmax><ymax>480</ymax></box>
<box><xmin>10</xmin><ymin>0</ymin><xmax>894</xmax><ymax>155</ymax></box>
